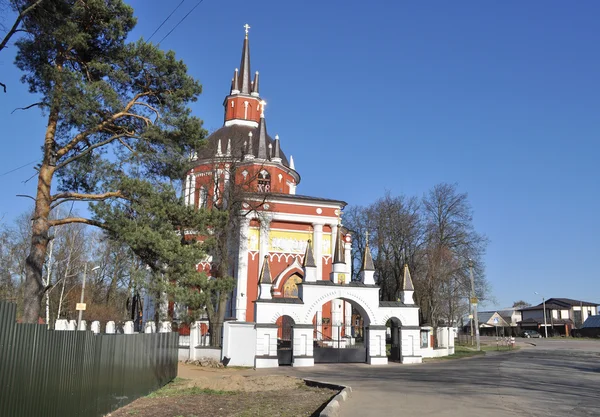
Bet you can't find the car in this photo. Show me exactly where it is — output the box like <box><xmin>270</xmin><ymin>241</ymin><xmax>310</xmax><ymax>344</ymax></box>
<box><xmin>521</xmin><ymin>330</ymin><xmax>543</xmax><ymax>338</ymax></box>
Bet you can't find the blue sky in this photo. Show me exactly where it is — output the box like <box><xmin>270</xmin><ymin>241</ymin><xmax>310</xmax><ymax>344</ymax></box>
<box><xmin>1</xmin><ymin>1</ymin><xmax>598</xmax><ymax>309</ymax></box>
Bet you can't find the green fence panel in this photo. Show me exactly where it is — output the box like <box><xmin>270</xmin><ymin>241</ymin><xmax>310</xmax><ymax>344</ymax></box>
<box><xmin>0</xmin><ymin>301</ymin><xmax>179</xmax><ymax>417</ymax></box>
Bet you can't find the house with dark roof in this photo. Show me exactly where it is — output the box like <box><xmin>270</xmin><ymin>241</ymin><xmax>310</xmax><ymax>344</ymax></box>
<box><xmin>463</xmin><ymin>309</ymin><xmax>521</xmax><ymax>336</ymax></box>
<box><xmin>518</xmin><ymin>298</ymin><xmax>598</xmax><ymax>336</ymax></box>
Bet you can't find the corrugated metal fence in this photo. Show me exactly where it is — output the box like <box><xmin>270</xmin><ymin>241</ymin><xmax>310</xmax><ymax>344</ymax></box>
<box><xmin>0</xmin><ymin>301</ymin><xmax>178</xmax><ymax>417</ymax></box>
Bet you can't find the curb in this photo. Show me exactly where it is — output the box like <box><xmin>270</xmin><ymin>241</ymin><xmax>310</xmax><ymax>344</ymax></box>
<box><xmin>304</xmin><ymin>379</ymin><xmax>352</xmax><ymax>417</ymax></box>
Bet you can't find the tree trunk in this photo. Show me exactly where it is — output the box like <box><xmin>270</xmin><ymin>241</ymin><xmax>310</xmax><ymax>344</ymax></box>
<box><xmin>23</xmin><ymin>108</ymin><xmax>58</xmax><ymax>323</ymax></box>
<box><xmin>209</xmin><ymin>294</ymin><xmax>227</xmax><ymax>347</ymax></box>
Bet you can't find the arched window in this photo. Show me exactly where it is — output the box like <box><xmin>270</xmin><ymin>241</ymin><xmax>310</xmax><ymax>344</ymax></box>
<box><xmin>198</xmin><ymin>186</ymin><xmax>208</xmax><ymax>208</ymax></box>
<box><xmin>257</xmin><ymin>170</ymin><xmax>271</xmax><ymax>193</ymax></box>
<box><xmin>282</xmin><ymin>273</ymin><xmax>303</xmax><ymax>298</ymax></box>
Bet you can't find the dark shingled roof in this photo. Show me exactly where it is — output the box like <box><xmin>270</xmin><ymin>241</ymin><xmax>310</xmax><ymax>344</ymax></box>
<box><xmin>548</xmin><ymin>298</ymin><xmax>599</xmax><ymax>307</ymax></box>
<box><xmin>259</xmin><ymin>255</ymin><xmax>272</xmax><ymax>284</ymax></box>
<box><xmin>195</xmin><ymin>124</ymin><xmax>290</xmax><ymax>167</ymax></box>
<box><xmin>402</xmin><ymin>264</ymin><xmax>414</xmax><ymax>291</ymax></box>
<box><xmin>380</xmin><ymin>301</ymin><xmax>406</xmax><ymax>307</ymax></box>
<box><xmin>255</xmin><ymin>297</ymin><xmax>303</xmax><ymax>304</ymax></box>
<box><xmin>303</xmin><ymin>239</ymin><xmax>316</xmax><ymax>268</ymax></box>
<box><xmin>360</xmin><ymin>242</ymin><xmax>375</xmax><ymax>271</ymax></box>
<box><xmin>333</xmin><ymin>225</ymin><xmax>345</xmax><ymax>264</ymax></box>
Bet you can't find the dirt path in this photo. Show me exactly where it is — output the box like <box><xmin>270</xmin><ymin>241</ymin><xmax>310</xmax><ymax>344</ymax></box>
<box><xmin>177</xmin><ymin>362</ymin><xmax>304</xmax><ymax>392</ymax></box>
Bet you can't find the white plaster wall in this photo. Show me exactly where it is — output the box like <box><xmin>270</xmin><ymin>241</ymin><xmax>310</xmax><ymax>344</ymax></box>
<box><xmin>369</xmin><ymin>329</ymin><xmax>386</xmax><ymax>357</ymax></box>
<box><xmin>401</xmin><ymin>328</ymin><xmax>421</xmax><ymax>361</ymax></box>
<box><xmin>292</xmin><ymin>327</ymin><xmax>314</xmax><ymax>358</ymax></box>
<box><xmin>222</xmin><ymin>322</ymin><xmax>256</xmax><ymax>367</ymax></box>
<box><xmin>255</xmin><ymin>327</ymin><xmax>278</xmax><ymax>357</ymax></box>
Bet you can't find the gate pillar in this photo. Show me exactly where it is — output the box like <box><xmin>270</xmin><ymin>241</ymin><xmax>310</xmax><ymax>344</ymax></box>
<box><xmin>368</xmin><ymin>325</ymin><xmax>388</xmax><ymax>365</ymax></box>
<box><xmin>254</xmin><ymin>323</ymin><xmax>279</xmax><ymax>368</ymax></box>
<box><xmin>399</xmin><ymin>326</ymin><xmax>423</xmax><ymax>364</ymax></box>
<box><xmin>292</xmin><ymin>324</ymin><xmax>314</xmax><ymax>367</ymax></box>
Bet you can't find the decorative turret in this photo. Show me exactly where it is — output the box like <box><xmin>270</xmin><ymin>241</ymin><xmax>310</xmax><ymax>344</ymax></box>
<box><xmin>244</xmin><ymin>132</ymin><xmax>254</xmax><ymax>160</ymax></box>
<box><xmin>231</xmin><ymin>68</ymin><xmax>239</xmax><ymax>94</ymax></box>
<box><xmin>258</xmin><ymin>255</ymin><xmax>273</xmax><ymax>300</ymax></box>
<box><xmin>400</xmin><ymin>263</ymin><xmax>415</xmax><ymax>304</ymax></box>
<box><xmin>331</xmin><ymin>224</ymin><xmax>347</xmax><ymax>284</ymax></box>
<box><xmin>251</xmin><ymin>71</ymin><xmax>260</xmax><ymax>96</ymax></box>
<box><xmin>359</xmin><ymin>232</ymin><xmax>375</xmax><ymax>285</ymax></box>
<box><xmin>272</xmin><ymin>135</ymin><xmax>282</xmax><ymax>163</ymax></box>
<box><xmin>226</xmin><ymin>138</ymin><xmax>232</xmax><ymax>156</ymax></box>
<box><xmin>303</xmin><ymin>239</ymin><xmax>317</xmax><ymax>282</ymax></box>
<box><xmin>256</xmin><ymin>112</ymin><xmax>269</xmax><ymax>160</ymax></box>
<box><xmin>216</xmin><ymin>139</ymin><xmax>223</xmax><ymax>157</ymax></box>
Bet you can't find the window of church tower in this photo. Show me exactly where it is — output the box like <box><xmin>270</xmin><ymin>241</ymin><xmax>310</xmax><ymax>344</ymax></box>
<box><xmin>198</xmin><ymin>186</ymin><xmax>208</xmax><ymax>208</ymax></box>
<box><xmin>257</xmin><ymin>170</ymin><xmax>271</xmax><ymax>193</ymax></box>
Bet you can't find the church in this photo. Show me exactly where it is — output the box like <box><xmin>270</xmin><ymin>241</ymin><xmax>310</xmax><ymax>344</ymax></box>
<box><xmin>182</xmin><ymin>26</ymin><xmax>432</xmax><ymax>367</ymax></box>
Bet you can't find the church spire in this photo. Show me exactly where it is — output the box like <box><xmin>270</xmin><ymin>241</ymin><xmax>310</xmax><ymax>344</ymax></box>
<box><xmin>333</xmin><ymin>223</ymin><xmax>345</xmax><ymax>265</ymax></box>
<box><xmin>360</xmin><ymin>232</ymin><xmax>375</xmax><ymax>271</ymax></box>
<box><xmin>239</xmin><ymin>24</ymin><xmax>252</xmax><ymax>94</ymax></box>
<box><xmin>303</xmin><ymin>239</ymin><xmax>316</xmax><ymax>268</ymax></box>
<box><xmin>256</xmin><ymin>102</ymin><xmax>269</xmax><ymax>159</ymax></box>
<box><xmin>272</xmin><ymin>135</ymin><xmax>282</xmax><ymax>163</ymax></box>
<box><xmin>251</xmin><ymin>71</ymin><xmax>260</xmax><ymax>96</ymax></box>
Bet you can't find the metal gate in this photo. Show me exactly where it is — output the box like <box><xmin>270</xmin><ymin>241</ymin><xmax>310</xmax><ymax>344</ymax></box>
<box><xmin>313</xmin><ymin>326</ymin><xmax>367</xmax><ymax>363</ymax></box>
<box><xmin>277</xmin><ymin>315</ymin><xmax>294</xmax><ymax>366</ymax></box>
<box><xmin>389</xmin><ymin>324</ymin><xmax>401</xmax><ymax>362</ymax></box>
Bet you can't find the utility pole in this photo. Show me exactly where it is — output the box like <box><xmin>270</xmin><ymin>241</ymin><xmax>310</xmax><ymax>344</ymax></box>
<box><xmin>468</xmin><ymin>260</ymin><xmax>480</xmax><ymax>351</ymax></box>
<box><xmin>542</xmin><ymin>296</ymin><xmax>548</xmax><ymax>338</ymax></box>
<box><xmin>77</xmin><ymin>263</ymin><xmax>88</xmax><ymax>330</ymax></box>
<box><xmin>535</xmin><ymin>292</ymin><xmax>549</xmax><ymax>338</ymax></box>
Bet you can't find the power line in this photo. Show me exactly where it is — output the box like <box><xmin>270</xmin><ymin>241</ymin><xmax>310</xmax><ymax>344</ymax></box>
<box><xmin>147</xmin><ymin>0</ymin><xmax>186</xmax><ymax>42</ymax></box>
<box><xmin>157</xmin><ymin>0</ymin><xmax>205</xmax><ymax>46</ymax></box>
<box><xmin>0</xmin><ymin>159</ymin><xmax>38</xmax><ymax>177</ymax></box>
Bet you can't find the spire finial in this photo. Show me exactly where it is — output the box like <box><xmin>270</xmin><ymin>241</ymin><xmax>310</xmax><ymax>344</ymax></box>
<box><xmin>244</xmin><ymin>23</ymin><xmax>251</xmax><ymax>38</ymax></box>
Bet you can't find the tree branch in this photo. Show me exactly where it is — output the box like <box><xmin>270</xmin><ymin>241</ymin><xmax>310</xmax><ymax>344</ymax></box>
<box><xmin>16</xmin><ymin>194</ymin><xmax>36</xmax><ymax>201</ymax></box>
<box><xmin>48</xmin><ymin>217</ymin><xmax>103</xmax><ymax>227</ymax></box>
<box><xmin>11</xmin><ymin>102</ymin><xmax>45</xmax><ymax>113</ymax></box>
<box><xmin>55</xmin><ymin>92</ymin><xmax>151</xmax><ymax>158</ymax></box>
<box><xmin>51</xmin><ymin>190</ymin><xmax>125</xmax><ymax>202</ymax></box>
<box><xmin>0</xmin><ymin>0</ymin><xmax>44</xmax><ymax>53</ymax></box>
<box><xmin>55</xmin><ymin>132</ymin><xmax>130</xmax><ymax>170</ymax></box>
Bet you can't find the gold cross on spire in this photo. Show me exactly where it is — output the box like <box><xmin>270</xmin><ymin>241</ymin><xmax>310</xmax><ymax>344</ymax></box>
<box><xmin>244</xmin><ymin>23</ymin><xmax>251</xmax><ymax>38</ymax></box>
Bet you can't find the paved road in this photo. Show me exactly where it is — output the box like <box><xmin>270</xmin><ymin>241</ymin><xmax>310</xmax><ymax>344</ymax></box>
<box><xmin>273</xmin><ymin>340</ymin><xmax>600</xmax><ymax>416</ymax></box>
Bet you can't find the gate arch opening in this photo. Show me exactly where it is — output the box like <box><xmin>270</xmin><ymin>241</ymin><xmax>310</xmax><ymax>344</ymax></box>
<box><xmin>310</xmin><ymin>297</ymin><xmax>371</xmax><ymax>364</ymax></box>
<box><xmin>276</xmin><ymin>315</ymin><xmax>294</xmax><ymax>366</ymax></box>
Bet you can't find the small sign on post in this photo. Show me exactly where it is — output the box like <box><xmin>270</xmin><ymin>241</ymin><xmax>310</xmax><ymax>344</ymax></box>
<box><xmin>76</xmin><ymin>303</ymin><xmax>87</xmax><ymax>311</ymax></box>
<box><xmin>470</xmin><ymin>297</ymin><xmax>478</xmax><ymax>305</ymax></box>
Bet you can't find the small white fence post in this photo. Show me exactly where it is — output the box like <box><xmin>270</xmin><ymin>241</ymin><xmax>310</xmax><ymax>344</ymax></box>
<box><xmin>189</xmin><ymin>322</ymin><xmax>199</xmax><ymax>360</ymax></box>
<box><xmin>91</xmin><ymin>321</ymin><xmax>100</xmax><ymax>334</ymax></box>
<box><xmin>106</xmin><ymin>321</ymin><xmax>116</xmax><ymax>334</ymax></box>
<box><xmin>123</xmin><ymin>321</ymin><xmax>134</xmax><ymax>334</ymax></box>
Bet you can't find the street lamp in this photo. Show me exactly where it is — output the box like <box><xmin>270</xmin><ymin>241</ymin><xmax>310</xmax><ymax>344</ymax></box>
<box><xmin>534</xmin><ymin>292</ymin><xmax>548</xmax><ymax>338</ymax></box>
<box><xmin>78</xmin><ymin>264</ymin><xmax>100</xmax><ymax>330</ymax></box>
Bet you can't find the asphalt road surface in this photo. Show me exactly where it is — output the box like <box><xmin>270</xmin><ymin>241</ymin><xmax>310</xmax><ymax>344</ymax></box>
<box><xmin>278</xmin><ymin>339</ymin><xmax>600</xmax><ymax>417</ymax></box>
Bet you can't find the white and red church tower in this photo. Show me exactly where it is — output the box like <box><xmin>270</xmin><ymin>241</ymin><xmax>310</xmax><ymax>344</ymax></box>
<box><xmin>183</xmin><ymin>27</ymin><xmax>355</xmax><ymax>340</ymax></box>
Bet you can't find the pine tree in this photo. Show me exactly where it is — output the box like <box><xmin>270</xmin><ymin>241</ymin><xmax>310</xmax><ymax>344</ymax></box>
<box><xmin>13</xmin><ymin>0</ymin><xmax>209</xmax><ymax>322</ymax></box>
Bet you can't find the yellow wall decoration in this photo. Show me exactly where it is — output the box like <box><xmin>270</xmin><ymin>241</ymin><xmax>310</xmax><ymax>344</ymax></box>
<box><xmin>247</xmin><ymin>228</ymin><xmax>332</xmax><ymax>255</ymax></box>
